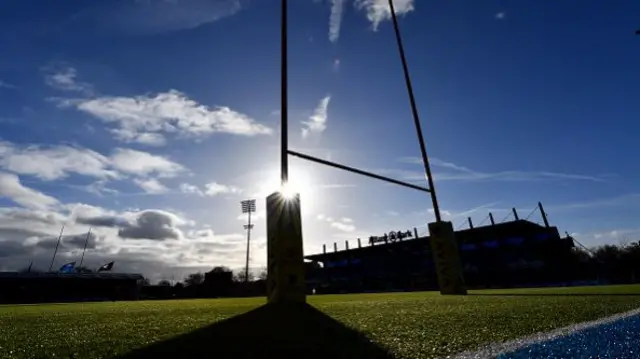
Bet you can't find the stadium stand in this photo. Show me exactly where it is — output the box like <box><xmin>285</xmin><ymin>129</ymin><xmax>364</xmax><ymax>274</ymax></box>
<box><xmin>305</xmin><ymin>219</ymin><xmax>576</xmax><ymax>294</ymax></box>
<box><xmin>0</xmin><ymin>272</ymin><xmax>144</xmax><ymax>304</ymax></box>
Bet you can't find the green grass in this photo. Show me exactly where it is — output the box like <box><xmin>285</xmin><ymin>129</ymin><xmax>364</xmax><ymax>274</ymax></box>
<box><xmin>1</xmin><ymin>285</ymin><xmax>640</xmax><ymax>359</ymax></box>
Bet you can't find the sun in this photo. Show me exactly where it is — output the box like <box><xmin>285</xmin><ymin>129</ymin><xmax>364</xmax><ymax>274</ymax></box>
<box><xmin>280</xmin><ymin>181</ymin><xmax>299</xmax><ymax>200</ymax></box>
<box><xmin>256</xmin><ymin>167</ymin><xmax>316</xmax><ymax>209</ymax></box>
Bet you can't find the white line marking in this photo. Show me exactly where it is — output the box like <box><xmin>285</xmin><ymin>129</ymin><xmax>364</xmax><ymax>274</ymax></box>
<box><xmin>448</xmin><ymin>307</ymin><xmax>640</xmax><ymax>359</ymax></box>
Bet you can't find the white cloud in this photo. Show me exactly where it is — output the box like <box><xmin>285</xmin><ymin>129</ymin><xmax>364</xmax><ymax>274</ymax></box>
<box><xmin>495</xmin><ymin>12</ymin><xmax>506</xmax><ymax>20</ymax></box>
<box><xmin>111</xmin><ymin>129</ymin><xmax>167</xmax><ymax>146</ymax></box>
<box><xmin>302</xmin><ymin>95</ymin><xmax>331</xmax><ymax>138</ymax></box>
<box><xmin>0</xmin><ymin>172</ymin><xmax>59</xmax><ymax>210</ymax></box>
<box><xmin>0</xmin><ymin>142</ymin><xmax>187</xmax><ymax>196</ymax></box>
<box><xmin>317</xmin><ymin>213</ymin><xmax>356</xmax><ymax>232</ymax></box>
<box><xmin>576</xmin><ymin>228</ymin><xmax>640</xmax><ymax>248</ymax></box>
<box><xmin>329</xmin><ymin>0</ymin><xmax>346</xmax><ymax>42</ymax></box>
<box><xmin>331</xmin><ymin>221</ymin><xmax>356</xmax><ymax>232</ymax></box>
<box><xmin>77</xmin><ymin>180</ymin><xmax>120</xmax><ymax>197</ymax></box>
<box><xmin>134</xmin><ymin>178</ymin><xmax>169</xmax><ymax>194</ymax></box>
<box><xmin>333</xmin><ymin>58</ymin><xmax>341</xmax><ymax>71</ymax></box>
<box><xmin>180</xmin><ymin>183</ymin><xmax>204</xmax><ymax>196</ymax></box>
<box><xmin>61</xmin><ymin>90</ymin><xmax>272</xmax><ymax>145</ymax></box>
<box><xmin>180</xmin><ymin>182</ymin><xmax>241</xmax><ymax>197</ymax></box>
<box><xmin>110</xmin><ymin>148</ymin><xmax>185</xmax><ymax>178</ymax></box>
<box><xmin>354</xmin><ymin>0</ymin><xmax>415</xmax><ymax>31</ymax></box>
<box><xmin>204</xmin><ymin>182</ymin><xmax>242</xmax><ymax>196</ymax></box>
<box><xmin>397</xmin><ymin>157</ymin><xmax>606</xmax><ymax>183</ymax></box>
<box><xmin>236</xmin><ymin>210</ymin><xmax>265</xmax><ymax>222</ymax></box>
<box><xmin>43</xmin><ymin>65</ymin><xmax>93</xmax><ymax>95</ymax></box>
<box><xmin>0</xmin><ymin>141</ymin><xmax>117</xmax><ymax>181</ymax></box>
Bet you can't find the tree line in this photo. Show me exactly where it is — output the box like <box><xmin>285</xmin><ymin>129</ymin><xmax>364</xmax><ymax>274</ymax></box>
<box><xmin>141</xmin><ymin>266</ymin><xmax>268</xmax><ymax>299</ymax></box>
<box><xmin>143</xmin><ymin>240</ymin><xmax>640</xmax><ymax>299</ymax></box>
<box><xmin>579</xmin><ymin>241</ymin><xmax>640</xmax><ymax>283</ymax></box>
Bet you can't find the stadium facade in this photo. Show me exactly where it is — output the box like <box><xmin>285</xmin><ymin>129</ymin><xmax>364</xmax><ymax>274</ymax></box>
<box><xmin>0</xmin><ymin>272</ymin><xmax>144</xmax><ymax>304</ymax></box>
<box><xmin>304</xmin><ymin>213</ymin><xmax>577</xmax><ymax>294</ymax></box>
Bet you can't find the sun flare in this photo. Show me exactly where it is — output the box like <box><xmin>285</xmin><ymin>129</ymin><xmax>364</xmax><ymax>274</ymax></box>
<box><xmin>257</xmin><ymin>168</ymin><xmax>315</xmax><ymax>208</ymax></box>
<box><xmin>280</xmin><ymin>181</ymin><xmax>299</xmax><ymax>199</ymax></box>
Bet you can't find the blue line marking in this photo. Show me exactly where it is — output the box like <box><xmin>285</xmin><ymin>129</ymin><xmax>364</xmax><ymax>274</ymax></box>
<box><xmin>497</xmin><ymin>314</ymin><xmax>640</xmax><ymax>358</ymax></box>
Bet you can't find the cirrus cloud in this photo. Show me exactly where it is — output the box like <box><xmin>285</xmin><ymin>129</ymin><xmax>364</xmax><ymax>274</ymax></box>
<box><xmin>302</xmin><ymin>95</ymin><xmax>331</xmax><ymax>138</ymax></box>
<box><xmin>354</xmin><ymin>0</ymin><xmax>415</xmax><ymax>31</ymax></box>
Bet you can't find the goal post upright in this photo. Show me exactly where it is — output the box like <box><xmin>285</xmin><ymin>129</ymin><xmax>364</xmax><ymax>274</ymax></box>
<box><xmin>266</xmin><ymin>0</ymin><xmax>307</xmax><ymax>305</ymax></box>
<box><xmin>266</xmin><ymin>0</ymin><xmax>467</xmax><ymax>303</ymax></box>
<box><xmin>387</xmin><ymin>0</ymin><xmax>466</xmax><ymax>295</ymax></box>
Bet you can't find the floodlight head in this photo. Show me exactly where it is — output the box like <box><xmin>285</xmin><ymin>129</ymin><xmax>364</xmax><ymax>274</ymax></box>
<box><xmin>241</xmin><ymin>199</ymin><xmax>256</xmax><ymax>213</ymax></box>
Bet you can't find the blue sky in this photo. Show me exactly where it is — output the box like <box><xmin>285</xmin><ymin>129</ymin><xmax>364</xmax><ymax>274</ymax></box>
<box><xmin>0</xmin><ymin>0</ymin><xmax>638</xmax><ymax>281</ymax></box>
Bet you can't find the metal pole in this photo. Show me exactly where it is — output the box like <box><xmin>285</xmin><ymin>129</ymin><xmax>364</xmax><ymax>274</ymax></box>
<box><xmin>78</xmin><ymin>228</ymin><xmax>92</xmax><ymax>269</ymax></box>
<box><xmin>388</xmin><ymin>0</ymin><xmax>442</xmax><ymax>222</ymax></box>
<box><xmin>281</xmin><ymin>0</ymin><xmax>289</xmax><ymax>186</ymax></box>
<box><xmin>48</xmin><ymin>225</ymin><xmax>65</xmax><ymax>272</ymax></box>
<box><xmin>538</xmin><ymin>202</ymin><xmax>550</xmax><ymax>228</ymax></box>
<box><xmin>245</xmin><ymin>210</ymin><xmax>252</xmax><ymax>283</ymax></box>
<box><xmin>512</xmin><ymin>208</ymin><xmax>519</xmax><ymax>220</ymax></box>
<box><xmin>288</xmin><ymin>150</ymin><xmax>430</xmax><ymax>193</ymax></box>
<box><xmin>489</xmin><ymin>213</ymin><xmax>495</xmax><ymax>225</ymax></box>
<box><xmin>467</xmin><ymin>217</ymin><xmax>474</xmax><ymax>229</ymax></box>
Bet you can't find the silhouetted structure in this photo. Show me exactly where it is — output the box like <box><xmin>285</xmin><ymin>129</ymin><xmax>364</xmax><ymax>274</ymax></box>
<box><xmin>305</xmin><ymin>219</ymin><xmax>576</xmax><ymax>294</ymax></box>
<box><xmin>0</xmin><ymin>272</ymin><xmax>143</xmax><ymax>304</ymax></box>
<box><xmin>203</xmin><ymin>268</ymin><xmax>234</xmax><ymax>297</ymax></box>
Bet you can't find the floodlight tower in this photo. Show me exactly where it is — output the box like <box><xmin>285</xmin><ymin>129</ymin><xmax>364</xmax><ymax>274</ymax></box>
<box><xmin>241</xmin><ymin>199</ymin><xmax>256</xmax><ymax>283</ymax></box>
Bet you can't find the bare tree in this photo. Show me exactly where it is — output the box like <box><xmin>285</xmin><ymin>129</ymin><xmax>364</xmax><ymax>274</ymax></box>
<box><xmin>210</xmin><ymin>266</ymin><xmax>231</xmax><ymax>273</ymax></box>
<box><xmin>233</xmin><ymin>271</ymin><xmax>255</xmax><ymax>283</ymax></box>
<box><xmin>184</xmin><ymin>272</ymin><xmax>204</xmax><ymax>286</ymax></box>
<box><xmin>257</xmin><ymin>267</ymin><xmax>267</xmax><ymax>281</ymax></box>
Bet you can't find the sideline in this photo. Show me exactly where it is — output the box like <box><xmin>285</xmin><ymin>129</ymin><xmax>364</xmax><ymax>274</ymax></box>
<box><xmin>449</xmin><ymin>306</ymin><xmax>640</xmax><ymax>359</ymax></box>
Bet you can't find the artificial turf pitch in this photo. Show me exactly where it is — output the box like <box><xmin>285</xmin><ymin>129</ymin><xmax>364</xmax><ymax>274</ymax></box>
<box><xmin>1</xmin><ymin>285</ymin><xmax>639</xmax><ymax>359</ymax></box>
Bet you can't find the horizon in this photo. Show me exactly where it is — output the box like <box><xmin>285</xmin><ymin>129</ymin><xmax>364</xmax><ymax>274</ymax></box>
<box><xmin>0</xmin><ymin>0</ymin><xmax>639</xmax><ymax>282</ymax></box>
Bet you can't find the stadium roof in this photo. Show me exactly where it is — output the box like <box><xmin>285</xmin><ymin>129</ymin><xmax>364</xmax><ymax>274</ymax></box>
<box><xmin>305</xmin><ymin>219</ymin><xmax>561</xmax><ymax>262</ymax></box>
